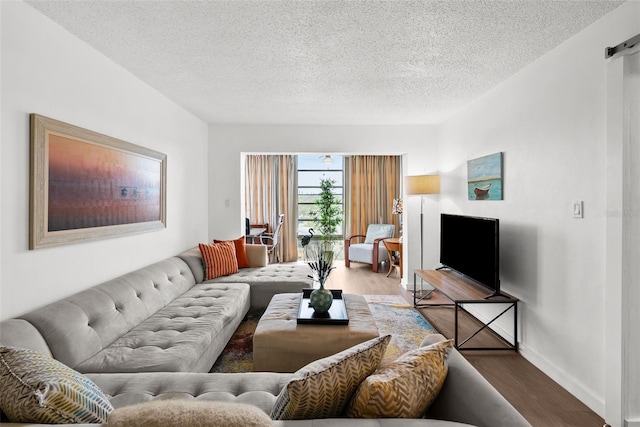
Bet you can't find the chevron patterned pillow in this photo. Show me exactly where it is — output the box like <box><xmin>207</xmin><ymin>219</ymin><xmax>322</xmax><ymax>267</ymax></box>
<box><xmin>0</xmin><ymin>346</ymin><xmax>113</xmax><ymax>423</ymax></box>
<box><xmin>270</xmin><ymin>334</ymin><xmax>391</xmax><ymax>420</ymax></box>
<box><xmin>344</xmin><ymin>339</ymin><xmax>454</xmax><ymax>418</ymax></box>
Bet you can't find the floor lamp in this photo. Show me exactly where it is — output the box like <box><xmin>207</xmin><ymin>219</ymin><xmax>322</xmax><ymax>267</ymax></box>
<box><xmin>406</xmin><ymin>175</ymin><xmax>440</xmax><ymax>306</ymax></box>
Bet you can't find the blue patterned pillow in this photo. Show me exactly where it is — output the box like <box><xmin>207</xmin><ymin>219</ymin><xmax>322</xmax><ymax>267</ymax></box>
<box><xmin>0</xmin><ymin>346</ymin><xmax>113</xmax><ymax>423</ymax></box>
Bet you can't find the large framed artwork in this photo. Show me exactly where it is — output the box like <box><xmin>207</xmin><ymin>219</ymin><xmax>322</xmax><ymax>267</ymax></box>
<box><xmin>29</xmin><ymin>114</ymin><xmax>167</xmax><ymax>249</ymax></box>
<box><xmin>467</xmin><ymin>152</ymin><xmax>503</xmax><ymax>200</ymax></box>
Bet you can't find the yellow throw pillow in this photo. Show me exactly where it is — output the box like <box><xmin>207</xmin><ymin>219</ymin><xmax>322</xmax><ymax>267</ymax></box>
<box><xmin>270</xmin><ymin>334</ymin><xmax>391</xmax><ymax>420</ymax></box>
<box><xmin>345</xmin><ymin>339</ymin><xmax>454</xmax><ymax>418</ymax></box>
<box><xmin>199</xmin><ymin>241</ymin><xmax>239</xmax><ymax>280</ymax></box>
<box><xmin>108</xmin><ymin>400</ymin><xmax>271</xmax><ymax>427</ymax></box>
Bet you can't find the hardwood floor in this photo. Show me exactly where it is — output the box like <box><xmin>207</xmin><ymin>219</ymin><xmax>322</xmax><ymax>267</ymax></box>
<box><xmin>323</xmin><ymin>261</ymin><xmax>605</xmax><ymax>427</ymax></box>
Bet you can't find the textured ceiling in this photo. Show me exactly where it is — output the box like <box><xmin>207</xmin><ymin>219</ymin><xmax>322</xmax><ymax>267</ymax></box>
<box><xmin>26</xmin><ymin>0</ymin><xmax>622</xmax><ymax>125</ymax></box>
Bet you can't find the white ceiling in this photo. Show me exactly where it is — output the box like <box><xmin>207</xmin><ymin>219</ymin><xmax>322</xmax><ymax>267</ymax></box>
<box><xmin>26</xmin><ymin>0</ymin><xmax>622</xmax><ymax>125</ymax></box>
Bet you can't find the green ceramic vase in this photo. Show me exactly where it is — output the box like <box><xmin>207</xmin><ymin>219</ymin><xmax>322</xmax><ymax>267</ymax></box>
<box><xmin>309</xmin><ymin>284</ymin><xmax>333</xmax><ymax>314</ymax></box>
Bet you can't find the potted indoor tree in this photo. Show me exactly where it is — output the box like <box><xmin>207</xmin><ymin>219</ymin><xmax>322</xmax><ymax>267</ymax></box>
<box><xmin>309</xmin><ymin>177</ymin><xmax>342</xmax><ymax>258</ymax></box>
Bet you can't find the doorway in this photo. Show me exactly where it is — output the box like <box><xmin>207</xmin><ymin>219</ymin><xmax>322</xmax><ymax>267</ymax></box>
<box><xmin>605</xmin><ymin>46</ymin><xmax>640</xmax><ymax>427</ymax></box>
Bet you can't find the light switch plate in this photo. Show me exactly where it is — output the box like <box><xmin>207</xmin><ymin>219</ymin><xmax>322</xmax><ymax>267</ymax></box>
<box><xmin>573</xmin><ymin>201</ymin><xmax>583</xmax><ymax>218</ymax></box>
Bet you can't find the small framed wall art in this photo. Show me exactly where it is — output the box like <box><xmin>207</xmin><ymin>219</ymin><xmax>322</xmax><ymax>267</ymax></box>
<box><xmin>467</xmin><ymin>152</ymin><xmax>503</xmax><ymax>201</ymax></box>
<box><xmin>29</xmin><ymin>114</ymin><xmax>167</xmax><ymax>249</ymax></box>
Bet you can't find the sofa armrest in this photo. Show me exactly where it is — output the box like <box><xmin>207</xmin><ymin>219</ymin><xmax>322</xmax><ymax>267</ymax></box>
<box><xmin>245</xmin><ymin>244</ymin><xmax>268</xmax><ymax>268</ymax></box>
<box><xmin>424</xmin><ymin>335</ymin><xmax>531</xmax><ymax>427</ymax></box>
<box><xmin>0</xmin><ymin>319</ymin><xmax>53</xmax><ymax>357</ymax></box>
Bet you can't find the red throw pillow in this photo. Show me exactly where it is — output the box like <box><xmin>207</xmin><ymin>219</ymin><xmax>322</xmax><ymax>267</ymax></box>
<box><xmin>213</xmin><ymin>236</ymin><xmax>251</xmax><ymax>269</ymax></box>
<box><xmin>198</xmin><ymin>241</ymin><xmax>239</xmax><ymax>280</ymax></box>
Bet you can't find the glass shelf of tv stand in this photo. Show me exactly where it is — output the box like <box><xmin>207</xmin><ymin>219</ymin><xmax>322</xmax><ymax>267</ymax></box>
<box><xmin>413</xmin><ymin>269</ymin><xmax>519</xmax><ymax>352</ymax></box>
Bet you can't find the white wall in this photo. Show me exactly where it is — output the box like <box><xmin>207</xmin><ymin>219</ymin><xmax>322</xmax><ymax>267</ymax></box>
<box><xmin>0</xmin><ymin>1</ymin><xmax>209</xmax><ymax>320</ymax></box>
<box><xmin>437</xmin><ymin>1</ymin><xmax>639</xmax><ymax>419</ymax></box>
<box><xmin>207</xmin><ymin>124</ymin><xmax>441</xmax><ymax>282</ymax></box>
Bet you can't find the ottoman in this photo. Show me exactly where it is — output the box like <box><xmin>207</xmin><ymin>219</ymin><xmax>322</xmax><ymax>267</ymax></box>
<box><xmin>253</xmin><ymin>293</ymin><xmax>379</xmax><ymax>372</ymax></box>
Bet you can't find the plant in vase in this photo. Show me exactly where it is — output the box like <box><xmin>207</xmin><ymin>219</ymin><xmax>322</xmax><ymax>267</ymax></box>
<box><xmin>306</xmin><ymin>243</ymin><xmax>336</xmax><ymax>314</ymax></box>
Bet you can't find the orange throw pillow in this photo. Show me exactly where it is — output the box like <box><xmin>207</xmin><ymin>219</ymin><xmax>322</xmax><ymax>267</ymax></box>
<box><xmin>213</xmin><ymin>236</ymin><xmax>251</xmax><ymax>269</ymax></box>
<box><xmin>198</xmin><ymin>241</ymin><xmax>239</xmax><ymax>280</ymax></box>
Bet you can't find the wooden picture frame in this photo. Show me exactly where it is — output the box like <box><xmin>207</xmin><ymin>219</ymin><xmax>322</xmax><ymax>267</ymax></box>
<box><xmin>29</xmin><ymin>114</ymin><xmax>167</xmax><ymax>249</ymax></box>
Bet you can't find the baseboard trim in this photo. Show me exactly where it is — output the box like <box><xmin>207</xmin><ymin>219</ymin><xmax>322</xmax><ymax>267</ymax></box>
<box><xmin>518</xmin><ymin>342</ymin><xmax>605</xmax><ymax>418</ymax></box>
<box><xmin>462</xmin><ymin>304</ymin><xmax>605</xmax><ymax>418</ymax></box>
<box><xmin>625</xmin><ymin>419</ymin><xmax>640</xmax><ymax>427</ymax></box>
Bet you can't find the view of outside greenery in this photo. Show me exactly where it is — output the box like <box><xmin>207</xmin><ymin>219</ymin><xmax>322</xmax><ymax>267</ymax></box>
<box><xmin>297</xmin><ymin>155</ymin><xmax>344</xmax><ymax>259</ymax></box>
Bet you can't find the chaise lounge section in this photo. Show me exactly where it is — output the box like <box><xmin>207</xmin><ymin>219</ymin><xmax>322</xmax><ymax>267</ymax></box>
<box><xmin>178</xmin><ymin>244</ymin><xmax>312</xmax><ymax>308</ymax></box>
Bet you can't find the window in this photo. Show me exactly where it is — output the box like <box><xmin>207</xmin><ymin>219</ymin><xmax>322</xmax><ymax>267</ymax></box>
<box><xmin>297</xmin><ymin>155</ymin><xmax>344</xmax><ymax>258</ymax></box>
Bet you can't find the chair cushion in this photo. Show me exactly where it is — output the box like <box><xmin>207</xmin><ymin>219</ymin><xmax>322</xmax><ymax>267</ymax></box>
<box><xmin>345</xmin><ymin>339</ymin><xmax>454</xmax><ymax>418</ymax></box>
<box><xmin>364</xmin><ymin>224</ymin><xmax>395</xmax><ymax>244</ymax></box>
<box><xmin>0</xmin><ymin>346</ymin><xmax>113</xmax><ymax>423</ymax></box>
<box><xmin>199</xmin><ymin>241</ymin><xmax>239</xmax><ymax>280</ymax></box>
<box><xmin>348</xmin><ymin>242</ymin><xmax>390</xmax><ymax>264</ymax></box>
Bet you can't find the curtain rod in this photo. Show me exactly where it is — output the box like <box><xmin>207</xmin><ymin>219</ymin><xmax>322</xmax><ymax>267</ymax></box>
<box><xmin>606</xmin><ymin>33</ymin><xmax>640</xmax><ymax>58</ymax></box>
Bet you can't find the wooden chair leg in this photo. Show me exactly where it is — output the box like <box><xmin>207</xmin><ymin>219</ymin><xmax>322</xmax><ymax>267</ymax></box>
<box><xmin>344</xmin><ymin>240</ymin><xmax>351</xmax><ymax>267</ymax></box>
<box><xmin>372</xmin><ymin>244</ymin><xmax>379</xmax><ymax>273</ymax></box>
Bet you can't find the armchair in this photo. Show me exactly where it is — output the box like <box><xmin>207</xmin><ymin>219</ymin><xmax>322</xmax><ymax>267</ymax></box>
<box><xmin>344</xmin><ymin>224</ymin><xmax>395</xmax><ymax>272</ymax></box>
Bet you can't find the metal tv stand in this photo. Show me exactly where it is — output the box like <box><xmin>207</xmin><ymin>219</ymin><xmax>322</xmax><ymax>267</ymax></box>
<box><xmin>414</xmin><ymin>269</ymin><xmax>519</xmax><ymax>352</ymax></box>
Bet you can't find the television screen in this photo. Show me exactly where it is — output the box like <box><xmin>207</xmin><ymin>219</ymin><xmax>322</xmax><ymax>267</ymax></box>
<box><xmin>440</xmin><ymin>214</ymin><xmax>500</xmax><ymax>295</ymax></box>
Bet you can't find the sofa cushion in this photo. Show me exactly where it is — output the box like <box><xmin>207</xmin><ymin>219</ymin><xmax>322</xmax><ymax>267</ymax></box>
<box><xmin>245</xmin><ymin>244</ymin><xmax>268</xmax><ymax>268</ymax></box>
<box><xmin>89</xmin><ymin>371</ymin><xmax>291</xmax><ymax>414</ymax></box>
<box><xmin>200</xmin><ymin>241</ymin><xmax>239</xmax><ymax>280</ymax></box>
<box><xmin>74</xmin><ymin>283</ymin><xmax>250</xmax><ymax>373</ymax></box>
<box><xmin>214</xmin><ymin>236</ymin><xmax>251</xmax><ymax>269</ymax></box>
<box><xmin>270</xmin><ymin>334</ymin><xmax>391</xmax><ymax>420</ymax></box>
<box><xmin>0</xmin><ymin>346</ymin><xmax>113</xmax><ymax>423</ymax></box>
<box><xmin>108</xmin><ymin>400</ymin><xmax>272</xmax><ymax>427</ymax></box>
<box><xmin>208</xmin><ymin>264</ymin><xmax>312</xmax><ymax>309</ymax></box>
<box><xmin>17</xmin><ymin>257</ymin><xmax>196</xmax><ymax>370</ymax></box>
<box><xmin>345</xmin><ymin>339</ymin><xmax>454</xmax><ymax>418</ymax></box>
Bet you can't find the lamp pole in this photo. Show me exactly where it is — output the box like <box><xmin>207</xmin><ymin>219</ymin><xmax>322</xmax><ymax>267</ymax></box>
<box><xmin>405</xmin><ymin>175</ymin><xmax>440</xmax><ymax>307</ymax></box>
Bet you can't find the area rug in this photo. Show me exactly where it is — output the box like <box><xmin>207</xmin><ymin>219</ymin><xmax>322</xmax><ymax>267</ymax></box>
<box><xmin>363</xmin><ymin>295</ymin><xmax>435</xmax><ymax>365</ymax></box>
<box><xmin>210</xmin><ymin>294</ymin><xmax>435</xmax><ymax>373</ymax></box>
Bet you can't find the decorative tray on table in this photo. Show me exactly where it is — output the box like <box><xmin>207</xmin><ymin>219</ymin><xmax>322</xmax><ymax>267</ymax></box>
<box><xmin>297</xmin><ymin>289</ymin><xmax>349</xmax><ymax>325</ymax></box>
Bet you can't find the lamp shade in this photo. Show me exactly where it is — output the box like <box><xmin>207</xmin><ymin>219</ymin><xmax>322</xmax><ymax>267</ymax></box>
<box><xmin>406</xmin><ymin>175</ymin><xmax>440</xmax><ymax>195</ymax></box>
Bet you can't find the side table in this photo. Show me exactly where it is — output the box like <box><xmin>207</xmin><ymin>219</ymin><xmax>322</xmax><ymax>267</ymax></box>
<box><xmin>383</xmin><ymin>237</ymin><xmax>402</xmax><ymax>278</ymax></box>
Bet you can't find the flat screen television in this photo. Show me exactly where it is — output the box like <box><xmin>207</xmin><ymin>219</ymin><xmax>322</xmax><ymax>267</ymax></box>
<box><xmin>439</xmin><ymin>213</ymin><xmax>500</xmax><ymax>296</ymax></box>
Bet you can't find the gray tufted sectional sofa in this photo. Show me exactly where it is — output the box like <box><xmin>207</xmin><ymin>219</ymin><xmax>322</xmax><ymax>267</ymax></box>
<box><xmin>0</xmin><ymin>244</ymin><xmax>530</xmax><ymax>427</ymax></box>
